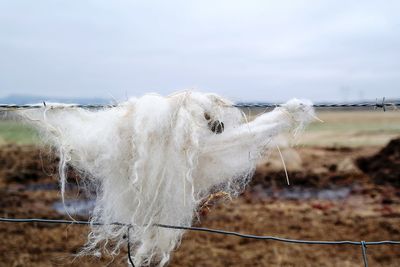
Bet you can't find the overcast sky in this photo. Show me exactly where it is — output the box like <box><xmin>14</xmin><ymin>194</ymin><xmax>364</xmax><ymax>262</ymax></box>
<box><xmin>0</xmin><ymin>0</ymin><xmax>399</xmax><ymax>102</ymax></box>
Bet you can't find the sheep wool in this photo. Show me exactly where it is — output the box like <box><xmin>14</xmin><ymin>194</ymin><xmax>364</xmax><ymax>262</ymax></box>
<box><xmin>17</xmin><ymin>91</ymin><xmax>315</xmax><ymax>266</ymax></box>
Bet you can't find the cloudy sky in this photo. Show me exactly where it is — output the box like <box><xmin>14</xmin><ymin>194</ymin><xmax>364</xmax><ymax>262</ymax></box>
<box><xmin>0</xmin><ymin>0</ymin><xmax>399</xmax><ymax>102</ymax></box>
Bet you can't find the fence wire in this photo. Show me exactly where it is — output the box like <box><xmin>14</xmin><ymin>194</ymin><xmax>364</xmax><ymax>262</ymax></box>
<box><xmin>1</xmin><ymin>217</ymin><xmax>399</xmax><ymax>267</ymax></box>
<box><xmin>0</xmin><ymin>98</ymin><xmax>399</xmax><ymax>111</ymax></box>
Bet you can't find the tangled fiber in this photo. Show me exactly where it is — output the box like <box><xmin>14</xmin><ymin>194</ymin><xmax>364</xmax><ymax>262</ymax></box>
<box><xmin>17</xmin><ymin>91</ymin><xmax>315</xmax><ymax>266</ymax></box>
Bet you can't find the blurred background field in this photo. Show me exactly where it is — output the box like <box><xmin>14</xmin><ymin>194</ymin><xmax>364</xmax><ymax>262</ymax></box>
<box><xmin>2</xmin><ymin>110</ymin><xmax>399</xmax><ymax>147</ymax></box>
<box><xmin>0</xmin><ymin>119</ymin><xmax>39</xmax><ymax>145</ymax></box>
<box><xmin>303</xmin><ymin>110</ymin><xmax>400</xmax><ymax>147</ymax></box>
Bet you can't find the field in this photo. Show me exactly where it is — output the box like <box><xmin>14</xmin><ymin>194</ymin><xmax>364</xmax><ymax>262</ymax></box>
<box><xmin>0</xmin><ymin>110</ymin><xmax>399</xmax><ymax>266</ymax></box>
<box><xmin>0</xmin><ymin>120</ymin><xmax>39</xmax><ymax>145</ymax></box>
<box><xmin>2</xmin><ymin>110</ymin><xmax>400</xmax><ymax>147</ymax></box>
<box><xmin>302</xmin><ymin>111</ymin><xmax>400</xmax><ymax>147</ymax></box>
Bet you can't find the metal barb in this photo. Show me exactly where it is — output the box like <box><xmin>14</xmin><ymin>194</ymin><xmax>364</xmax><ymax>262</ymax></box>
<box><xmin>375</xmin><ymin>97</ymin><xmax>386</xmax><ymax>112</ymax></box>
<box><xmin>361</xmin><ymin>241</ymin><xmax>368</xmax><ymax>267</ymax></box>
<box><xmin>383</xmin><ymin>97</ymin><xmax>387</xmax><ymax>112</ymax></box>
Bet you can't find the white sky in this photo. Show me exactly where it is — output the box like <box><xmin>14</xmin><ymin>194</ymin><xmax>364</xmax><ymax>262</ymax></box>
<box><xmin>0</xmin><ymin>0</ymin><xmax>399</xmax><ymax>102</ymax></box>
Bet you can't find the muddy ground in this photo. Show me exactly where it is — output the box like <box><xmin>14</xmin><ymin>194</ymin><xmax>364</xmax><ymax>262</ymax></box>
<box><xmin>0</xmin><ymin>142</ymin><xmax>399</xmax><ymax>267</ymax></box>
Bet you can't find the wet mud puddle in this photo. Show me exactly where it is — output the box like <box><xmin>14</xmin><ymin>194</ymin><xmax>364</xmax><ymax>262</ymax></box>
<box><xmin>51</xmin><ymin>186</ymin><xmax>353</xmax><ymax>217</ymax></box>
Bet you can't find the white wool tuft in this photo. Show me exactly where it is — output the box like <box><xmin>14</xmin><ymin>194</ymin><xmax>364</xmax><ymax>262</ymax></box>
<box><xmin>17</xmin><ymin>92</ymin><xmax>315</xmax><ymax>266</ymax></box>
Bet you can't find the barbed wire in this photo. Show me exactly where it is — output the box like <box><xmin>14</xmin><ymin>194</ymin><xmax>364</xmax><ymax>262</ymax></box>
<box><xmin>234</xmin><ymin>98</ymin><xmax>399</xmax><ymax>111</ymax></box>
<box><xmin>1</xmin><ymin>217</ymin><xmax>399</xmax><ymax>266</ymax></box>
<box><xmin>0</xmin><ymin>98</ymin><xmax>399</xmax><ymax>111</ymax></box>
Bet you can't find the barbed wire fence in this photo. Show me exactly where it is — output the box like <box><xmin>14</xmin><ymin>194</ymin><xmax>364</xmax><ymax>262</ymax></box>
<box><xmin>0</xmin><ymin>97</ymin><xmax>399</xmax><ymax>110</ymax></box>
<box><xmin>0</xmin><ymin>97</ymin><xmax>400</xmax><ymax>267</ymax></box>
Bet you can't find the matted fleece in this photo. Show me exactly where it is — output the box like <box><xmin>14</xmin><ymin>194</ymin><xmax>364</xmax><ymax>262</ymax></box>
<box><xmin>17</xmin><ymin>91</ymin><xmax>315</xmax><ymax>266</ymax></box>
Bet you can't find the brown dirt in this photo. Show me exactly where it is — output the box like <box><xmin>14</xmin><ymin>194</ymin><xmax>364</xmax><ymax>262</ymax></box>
<box><xmin>0</xmin><ymin>144</ymin><xmax>400</xmax><ymax>266</ymax></box>
<box><xmin>357</xmin><ymin>138</ymin><xmax>400</xmax><ymax>187</ymax></box>
<box><xmin>0</xmin><ymin>144</ymin><xmax>58</xmax><ymax>186</ymax></box>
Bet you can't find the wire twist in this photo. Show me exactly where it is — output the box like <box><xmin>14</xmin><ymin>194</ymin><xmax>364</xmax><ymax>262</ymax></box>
<box><xmin>127</xmin><ymin>227</ymin><xmax>135</xmax><ymax>267</ymax></box>
<box><xmin>361</xmin><ymin>241</ymin><xmax>368</xmax><ymax>267</ymax></box>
